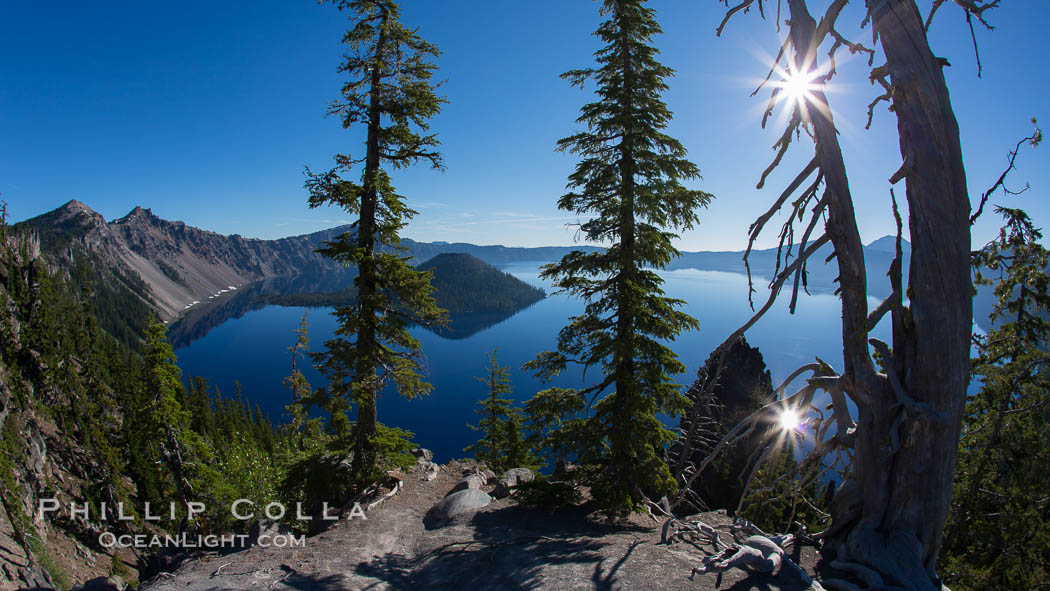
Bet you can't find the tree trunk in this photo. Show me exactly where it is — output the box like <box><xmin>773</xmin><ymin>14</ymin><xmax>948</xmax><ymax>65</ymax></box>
<box><xmin>355</xmin><ymin>10</ymin><xmax>388</xmax><ymax>473</ymax></box>
<box><xmin>782</xmin><ymin>2</ymin><xmax>970</xmax><ymax>589</ymax></box>
<box><xmin>612</xmin><ymin>1</ymin><xmax>638</xmax><ymax>494</ymax></box>
<box><xmin>866</xmin><ymin>0</ymin><xmax>971</xmax><ymax>580</ymax></box>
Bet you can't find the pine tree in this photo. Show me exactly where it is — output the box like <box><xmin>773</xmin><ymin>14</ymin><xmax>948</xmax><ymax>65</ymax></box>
<box><xmin>284</xmin><ymin>311</ymin><xmax>323</xmax><ymax>445</ymax></box>
<box><xmin>187</xmin><ymin>376</ymin><xmax>215</xmax><ymax>438</ymax></box>
<box><xmin>306</xmin><ymin>0</ymin><xmax>447</xmax><ymax>480</ymax></box>
<box><xmin>126</xmin><ymin>319</ymin><xmax>218</xmax><ymax>532</ymax></box>
<box><xmin>942</xmin><ymin>206</ymin><xmax>1050</xmax><ymax>589</ymax></box>
<box><xmin>465</xmin><ymin>350</ymin><xmax>538</xmax><ymax>472</ymax></box>
<box><xmin>525</xmin><ymin>0</ymin><xmax>712</xmax><ymax>517</ymax></box>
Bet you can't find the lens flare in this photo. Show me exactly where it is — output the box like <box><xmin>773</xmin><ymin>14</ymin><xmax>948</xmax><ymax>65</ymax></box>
<box><xmin>778</xmin><ymin>408</ymin><xmax>801</xmax><ymax>432</ymax></box>
<box><xmin>773</xmin><ymin>61</ymin><xmax>822</xmax><ymax>110</ymax></box>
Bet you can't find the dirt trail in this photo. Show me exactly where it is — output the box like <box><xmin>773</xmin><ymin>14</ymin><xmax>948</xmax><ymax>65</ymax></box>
<box><xmin>139</xmin><ymin>461</ymin><xmax>821</xmax><ymax>591</ymax></box>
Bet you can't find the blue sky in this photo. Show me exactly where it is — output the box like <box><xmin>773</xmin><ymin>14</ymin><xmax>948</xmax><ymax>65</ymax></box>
<box><xmin>1</xmin><ymin>1</ymin><xmax>1046</xmax><ymax>250</ymax></box>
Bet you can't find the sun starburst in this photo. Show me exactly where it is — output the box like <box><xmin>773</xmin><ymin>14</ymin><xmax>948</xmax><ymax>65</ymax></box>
<box><xmin>778</xmin><ymin>408</ymin><xmax>801</xmax><ymax>432</ymax></box>
<box><xmin>771</xmin><ymin>60</ymin><xmax>823</xmax><ymax>110</ymax></box>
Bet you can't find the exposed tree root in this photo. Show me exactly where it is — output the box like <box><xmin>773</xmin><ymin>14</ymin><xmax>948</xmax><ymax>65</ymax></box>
<box><xmin>690</xmin><ymin>533</ymin><xmax>826</xmax><ymax>590</ymax></box>
<box><xmin>366</xmin><ymin>479</ymin><xmax>402</xmax><ymax>511</ymax></box>
<box><xmin>660</xmin><ymin>516</ymin><xmax>725</xmax><ymax>551</ymax></box>
<box><xmin>343</xmin><ymin>475</ymin><xmax>403</xmax><ymax>514</ymax></box>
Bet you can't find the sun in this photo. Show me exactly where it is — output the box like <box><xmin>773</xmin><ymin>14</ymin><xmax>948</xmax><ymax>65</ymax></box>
<box><xmin>772</xmin><ymin>60</ymin><xmax>823</xmax><ymax>109</ymax></box>
<box><xmin>777</xmin><ymin>408</ymin><xmax>801</xmax><ymax>432</ymax></box>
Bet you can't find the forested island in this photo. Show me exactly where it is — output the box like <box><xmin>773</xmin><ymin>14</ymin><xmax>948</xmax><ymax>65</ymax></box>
<box><xmin>263</xmin><ymin>252</ymin><xmax>545</xmax><ymax>315</ymax></box>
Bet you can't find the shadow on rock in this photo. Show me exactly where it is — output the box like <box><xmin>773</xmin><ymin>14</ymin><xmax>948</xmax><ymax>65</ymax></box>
<box><xmin>589</xmin><ymin>538</ymin><xmax>642</xmax><ymax>591</ymax></box>
<box><xmin>279</xmin><ymin>571</ymin><xmax>356</xmax><ymax>591</ymax></box>
<box><xmin>356</xmin><ymin>503</ymin><xmax>652</xmax><ymax>590</ymax></box>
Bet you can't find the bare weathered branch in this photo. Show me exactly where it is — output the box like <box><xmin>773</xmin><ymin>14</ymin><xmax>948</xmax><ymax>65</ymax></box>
<box><xmin>716</xmin><ymin>0</ymin><xmax>759</xmax><ymax>36</ymax></box>
<box><xmin>757</xmin><ymin>108</ymin><xmax>804</xmax><ymax>189</ymax></box>
<box><xmin>788</xmin><ymin>190</ymin><xmax>827</xmax><ymax>314</ymax></box>
<box><xmin>966</xmin><ymin>10</ymin><xmax>983</xmax><ymax>78</ymax></box>
<box><xmin>816</xmin><ymin>0</ymin><xmax>876</xmax><ymax>81</ymax></box>
<box><xmin>752</xmin><ymin>37</ymin><xmax>792</xmax><ymax>98</ymax></box>
<box><xmin>953</xmin><ymin>0</ymin><xmax>1000</xmax><ymax>29</ymax></box>
<box><xmin>923</xmin><ymin>0</ymin><xmax>948</xmax><ymax>31</ymax></box>
<box><xmin>970</xmin><ymin>119</ymin><xmax>1042</xmax><ymax>224</ymax></box>
<box><xmin>744</xmin><ymin>157</ymin><xmax>819</xmax><ymax>307</ymax></box>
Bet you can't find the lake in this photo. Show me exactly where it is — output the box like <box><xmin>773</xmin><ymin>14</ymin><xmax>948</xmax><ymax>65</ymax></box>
<box><xmin>173</xmin><ymin>261</ymin><xmax>891</xmax><ymax>463</ymax></box>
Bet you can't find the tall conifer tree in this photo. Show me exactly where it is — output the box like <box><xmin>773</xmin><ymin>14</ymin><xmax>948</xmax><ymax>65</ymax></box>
<box><xmin>942</xmin><ymin>205</ymin><xmax>1050</xmax><ymax>588</ymax></box>
<box><xmin>526</xmin><ymin>0</ymin><xmax>712</xmax><ymax>516</ymax></box>
<box><xmin>306</xmin><ymin>0</ymin><xmax>447</xmax><ymax>478</ymax></box>
<box><xmin>126</xmin><ymin>319</ymin><xmax>217</xmax><ymax>532</ymax></box>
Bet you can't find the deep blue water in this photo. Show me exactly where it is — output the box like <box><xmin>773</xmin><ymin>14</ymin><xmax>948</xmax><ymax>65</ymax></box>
<box><xmin>174</xmin><ymin>262</ymin><xmax>890</xmax><ymax>462</ymax></box>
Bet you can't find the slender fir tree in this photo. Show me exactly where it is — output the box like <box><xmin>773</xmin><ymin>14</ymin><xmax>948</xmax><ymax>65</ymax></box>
<box><xmin>465</xmin><ymin>350</ymin><xmax>538</xmax><ymax>472</ymax></box>
<box><xmin>283</xmin><ymin>311</ymin><xmax>314</xmax><ymax>441</ymax></box>
<box><xmin>306</xmin><ymin>0</ymin><xmax>447</xmax><ymax>479</ymax></box>
<box><xmin>525</xmin><ymin>0</ymin><xmax>712</xmax><ymax>516</ymax></box>
<box><xmin>465</xmin><ymin>350</ymin><xmax>513</xmax><ymax>467</ymax></box>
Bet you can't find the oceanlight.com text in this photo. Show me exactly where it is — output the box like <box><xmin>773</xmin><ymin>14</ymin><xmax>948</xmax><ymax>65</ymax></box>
<box><xmin>98</xmin><ymin>532</ymin><xmax>306</xmax><ymax>549</ymax></box>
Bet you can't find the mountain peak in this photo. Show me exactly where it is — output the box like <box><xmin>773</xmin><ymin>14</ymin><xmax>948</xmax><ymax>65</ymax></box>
<box><xmin>866</xmin><ymin>235</ymin><xmax>912</xmax><ymax>253</ymax></box>
<box><xmin>58</xmin><ymin>199</ymin><xmax>96</xmax><ymax>215</ymax></box>
<box><xmin>49</xmin><ymin>199</ymin><xmax>104</xmax><ymax>226</ymax></box>
<box><xmin>117</xmin><ymin>205</ymin><xmax>156</xmax><ymax>224</ymax></box>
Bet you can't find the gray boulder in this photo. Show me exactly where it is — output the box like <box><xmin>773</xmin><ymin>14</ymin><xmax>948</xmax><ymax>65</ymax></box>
<box><xmin>448</xmin><ymin>473</ymin><xmax>486</xmax><ymax>495</ymax></box>
<box><xmin>487</xmin><ymin>470</ymin><xmax>533</xmax><ymax>501</ymax></box>
<box><xmin>501</xmin><ymin>468</ymin><xmax>535</xmax><ymax>487</ymax></box>
<box><xmin>492</xmin><ymin>468</ymin><xmax>536</xmax><ymax>499</ymax></box>
<box><xmin>424</xmin><ymin>489</ymin><xmax>491</xmax><ymax>529</ymax></box>
<box><xmin>412</xmin><ymin>448</ymin><xmax>434</xmax><ymax>462</ymax></box>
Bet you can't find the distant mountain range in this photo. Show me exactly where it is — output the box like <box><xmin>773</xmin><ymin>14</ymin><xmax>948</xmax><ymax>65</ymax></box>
<box><xmin>16</xmin><ymin>200</ymin><xmax>927</xmax><ymax>343</ymax></box>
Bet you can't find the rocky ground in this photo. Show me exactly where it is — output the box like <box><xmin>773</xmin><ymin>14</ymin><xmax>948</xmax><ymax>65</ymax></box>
<box><xmin>127</xmin><ymin>459</ymin><xmax>823</xmax><ymax>591</ymax></box>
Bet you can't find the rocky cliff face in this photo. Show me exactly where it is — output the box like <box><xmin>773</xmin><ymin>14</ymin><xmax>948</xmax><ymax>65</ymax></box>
<box><xmin>0</xmin><ymin>235</ymin><xmax>133</xmax><ymax>590</ymax></box>
<box><xmin>18</xmin><ymin>200</ymin><xmax>349</xmax><ymax>323</ymax></box>
<box><xmin>0</xmin><ymin>363</ymin><xmax>122</xmax><ymax>590</ymax></box>
<box><xmin>673</xmin><ymin>335</ymin><xmax>775</xmax><ymax>513</ymax></box>
<box><xmin>107</xmin><ymin>205</ymin><xmax>352</xmax><ymax>319</ymax></box>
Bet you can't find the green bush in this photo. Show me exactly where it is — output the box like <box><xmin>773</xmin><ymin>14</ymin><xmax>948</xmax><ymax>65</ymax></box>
<box><xmin>512</xmin><ymin>477</ymin><xmax>582</xmax><ymax>509</ymax></box>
